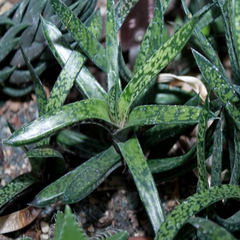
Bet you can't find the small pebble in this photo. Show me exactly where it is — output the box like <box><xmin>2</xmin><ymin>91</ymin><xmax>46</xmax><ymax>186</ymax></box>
<box><xmin>41</xmin><ymin>221</ymin><xmax>49</xmax><ymax>234</ymax></box>
<box><xmin>41</xmin><ymin>233</ymin><xmax>48</xmax><ymax>240</ymax></box>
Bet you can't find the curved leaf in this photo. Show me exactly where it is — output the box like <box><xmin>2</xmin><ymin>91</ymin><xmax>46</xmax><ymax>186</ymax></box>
<box><xmin>156</xmin><ymin>185</ymin><xmax>240</xmax><ymax>240</ymax></box>
<box><xmin>187</xmin><ymin>217</ymin><xmax>237</xmax><ymax>240</ymax></box>
<box><xmin>27</xmin><ymin>147</ymin><xmax>63</xmax><ymax>159</ymax></box>
<box><xmin>0</xmin><ymin>67</ymin><xmax>15</xmax><ymax>84</ymax></box>
<box><xmin>0</xmin><ymin>173</ymin><xmax>38</xmax><ymax>209</ymax></box>
<box><xmin>50</xmin><ymin>0</ymin><xmax>107</xmax><ymax>72</ymax></box>
<box><xmin>2</xmin><ymin>85</ymin><xmax>34</xmax><ymax>97</ymax></box>
<box><xmin>0</xmin><ymin>206</ymin><xmax>41</xmax><ymax>234</ymax></box>
<box><xmin>4</xmin><ymin>99</ymin><xmax>116</xmax><ymax>147</ymax></box>
<box><xmin>192</xmin><ymin>49</ymin><xmax>240</xmax><ymax>130</ymax></box>
<box><xmin>31</xmin><ymin>146</ymin><xmax>121</xmax><ymax>207</ymax></box>
<box><xmin>0</xmin><ymin>38</ymin><xmax>20</xmax><ymax>62</ymax></box>
<box><xmin>118</xmin><ymin>136</ymin><xmax>165</xmax><ymax>235</ymax></box>
<box><xmin>118</xmin><ymin>17</ymin><xmax>198</xmax><ymax>124</ymax></box>
<box><xmin>106</xmin><ymin>231</ymin><xmax>129</xmax><ymax>240</ymax></box>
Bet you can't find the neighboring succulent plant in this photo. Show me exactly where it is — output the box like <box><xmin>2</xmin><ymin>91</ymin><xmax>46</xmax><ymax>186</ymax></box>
<box><xmin>0</xmin><ymin>0</ymin><xmax>97</xmax><ymax>97</ymax></box>
<box><xmin>1</xmin><ymin>0</ymin><xmax>240</xmax><ymax>239</ymax></box>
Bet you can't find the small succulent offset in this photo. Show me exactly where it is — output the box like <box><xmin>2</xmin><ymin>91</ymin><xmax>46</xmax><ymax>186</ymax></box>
<box><xmin>1</xmin><ymin>0</ymin><xmax>240</xmax><ymax>239</ymax></box>
<box><xmin>0</xmin><ymin>0</ymin><xmax>97</xmax><ymax>97</ymax></box>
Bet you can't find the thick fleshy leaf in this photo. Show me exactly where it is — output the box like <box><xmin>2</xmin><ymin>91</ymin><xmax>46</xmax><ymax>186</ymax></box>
<box><xmin>156</xmin><ymin>185</ymin><xmax>240</xmax><ymax>240</ymax></box>
<box><xmin>0</xmin><ymin>17</ymin><xmax>14</xmax><ymax>26</ymax></box>
<box><xmin>0</xmin><ymin>67</ymin><xmax>15</xmax><ymax>84</ymax></box>
<box><xmin>2</xmin><ymin>85</ymin><xmax>34</xmax><ymax>97</ymax></box>
<box><xmin>0</xmin><ymin>38</ymin><xmax>19</xmax><ymax>62</ymax></box>
<box><xmin>50</xmin><ymin>0</ymin><xmax>107</xmax><ymax>72</ymax></box>
<box><xmin>187</xmin><ymin>217</ymin><xmax>237</xmax><ymax>240</ymax></box>
<box><xmin>20</xmin><ymin>46</ymin><xmax>47</xmax><ymax>117</ymax></box>
<box><xmin>233</xmin><ymin>0</ymin><xmax>240</xmax><ymax>68</ymax></box>
<box><xmin>31</xmin><ymin>146</ymin><xmax>121</xmax><ymax>207</ymax></box>
<box><xmin>0</xmin><ymin>206</ymin><xmax>41</xmax><ymax>234</ymax></box>
<box><xmin>197</xmin><ymin>98</ymin><xmax>209</xmax><ymax>191</ymax></box>
<box><xmin>56</xmin><ymin>130</ymin><xmax>109</xmax><ymax>158</ymax></box>
<box><xmin>134</xmin><ymin>0</ymin><xmax>163</xmax><ymax>73</ymax></box>
<box><xmin>215</xmin><ymin>210</ymin><xmax>240</xmax><ymax>232</ymax></box>
<box><xmin>118</xmin><ymin>136</ymin><xmax>165</xmax><ymax>235</ymax></box>
<box><xmin>4</xmin><ymin>99</ymin><xmax>116</xmax><ymax>147</ymax></box>
<box><xmin>217</xmin><ymin>0</ymin><xmax>240</xmax><ymax>84</ymax></box>
<box><xmin>0</xmin><ymin>173</ymin><xmax>38</xmax><ymax>209</ymax></box>
<box><xmin>211</xmin><ymin>118</ymin><xmax>223</xmax><ymax>187</ymax></box>
<box><xmin>192</xmin><ymin>49</ymin><xmax>240</xmax><ymax>130</ymax></box>
<box><xmin>27</xmin><ymin>147</ymin><xmax>63</xmax><ymax>159</ymax></box>
<box><xmin>53</xmin><ymin>211</ymin><xmax>64</xmax><ymax>240</ymax></box>
<box><xmin>41</xmin><ymin>17</ymin><xmax>107</xmax><ymax>100</ymax></box>
<box><xmin>118</xmin><ymin>17</ymin><xmax>198</xmax><ymax>124</ymax></box>
<box><xmin>54</xmin><ymin>205</ymin><xmax>87</xmax><ymax>240</ymax></box>
<box><xmin>12</xmin><ymin>0</ymin><xmax>31</xmax><ymax>23</ymax></box>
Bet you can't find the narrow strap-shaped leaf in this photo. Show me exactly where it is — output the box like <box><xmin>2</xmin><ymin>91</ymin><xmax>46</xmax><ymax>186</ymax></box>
<box><xmin>118</xmin><ymin>17</ymin><xmax>198</xmax><ymax>124</ymax></box>
<box><xmin>156</xmin><ymin>184</ymin><xmax>240</xmax><ymax>240</ymax></box>
<box><xmin>41</xmin><ymin>17</ymin><xmax>107</xmax><ymax>100</ymax></box>
<box><xmin>2</xmin><ymin>84</ymin><xmax>34</xmax><ymax>97</ymax></box>
<box><xmin>118</xmin><ymin>136</ymin><xmax>165</xmax><ymax>235</ymax></box>
<box><xmin>134</xmin><ymin>0</ymin><xmax>163</xmax><ymax>73</ymax></box>
<box><xmin>45</xmin><ymin>48</ymin><xmax>85</xmax><ymax>112</ymax></box>
<box><xmin>55</xmin><ymin>205</ymin><xmax>88</xmax><ymax>240</ymax></box>
<box><xmin>108</xmin><ymin>84</ymin><xmax>121</xmax><ymax>124</ymax></box>
<box><xmin>192</xmin><ymin>49</ymin><xmax>240</xmax><ymax>130</ymax></box>
<box><xmin>215</xmin><ymin>210</ymin><xmax>240</xmax><ymax>232</ymax></box>
<box><xmin>0</xmin><ymin>37</ymin><xmax>19</xmax><ymax>62</ymax></box>
<box><xmin>50</xmin><ymin>0</ymin><xmax>107</xmax><ymax>72</ymax></box>
<box><xmin>20</xmin><ymin>46</ymin><xmax>47</xmax><ymax>117</ymax></box>
<box><xmin>187</xmin><ymin>217</ymin><xmax>237</xmax><ymax>240</ymax></box>
<box><xmin>216</xmin><ymin>0</ymin><xmax>240</xmax><ymax>84</ymax></box>
<box><xmin>233</xmin><ymin>0</ymin><xmax>240</xmax><ymax>69</ymax></box>
<box><xmin>27</xmin><ymin>147</ymin><xmax>64</xmax><ymax>159</ymax></box>
<box><xmin>4</xmin><ymin>99</ymin><xmax>116</xmax><ymax>147</ymax></box>
<box><xmin>0</xmin><ymin>67</ymin><xmax>15</xmax><ymax>84</ymax></box>
<box><xmin>0</xmin><ymin>173</ymin><xmax>38</xmax><ymax>209</ymax></box>
<box><xmin>197</xmin><ymin>99</ymin><xmax>209</xmax><ymax>191</ymax></box>
<box><xmin>0</xmin><ymin>17</ymin><xmax>14</xmax><ymax>26</ymax></box>
<box><xmin>230</xmin><ymin>128</ymin><xmax>240</xmax><ymax>185</ymax></box>
<box><xmin>12</xmin><ymin>0</ymin><xmax>31</xmax><ymax>23</ymax></box>
<box><xmin>31</xmin><ymin>146</ymin><xmax>121</xmax><ymax>207</ymax></box>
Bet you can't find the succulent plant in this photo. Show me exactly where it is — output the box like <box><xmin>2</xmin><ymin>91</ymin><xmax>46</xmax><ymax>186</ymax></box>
<box><xmin>1</xmin><ymin>0</ymin><xmax>240</xmax><ymax>239</ymax></box>
<box><xmin>0</xmin><ymin>0</ymin><xmax>97</xmax><ymax>97</ymax></box>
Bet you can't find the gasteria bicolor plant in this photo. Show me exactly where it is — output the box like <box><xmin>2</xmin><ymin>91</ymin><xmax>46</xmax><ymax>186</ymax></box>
<box><xmin>0</xmin><ymin>0</ymin><xmax>97</xmax><ymax>97</ymax></box>
<box><xmin>2</xmin><ymin>0</ymin><xmax>240</xmax><ymax>239</ymax></box>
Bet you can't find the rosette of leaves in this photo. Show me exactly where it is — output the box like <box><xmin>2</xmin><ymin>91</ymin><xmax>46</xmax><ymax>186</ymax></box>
<box><xmin>3</xmin><ymin>0</ymin><xmax>240</xmax><ymax>238</ymax></box>
<box><xmin>0</xmin><ymin>0</ymin><xmax>97</xmax><ymax>97</ymax></box>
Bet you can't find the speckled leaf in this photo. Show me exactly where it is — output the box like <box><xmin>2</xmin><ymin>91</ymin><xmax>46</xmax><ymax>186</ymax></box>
<box><xmin>148</xmin><ymin>145</ymin><xmax>196</xmax><ymax>174</ymax></box>
<box><xmin>197</xmin><ymin>99</ymin><xmax>209</xmax><ymax>191</ymax></box>
<box><xmin>20</xmin><ymin>46</ymin><xmax>47</xmax><ymax>117</ymax></box>
<box><xmin>53</xmin><ymin>211</ymin><xmax>64</xmax><ymax>240</ymax></box>
<box><xmin>156</xmin><ymin>185</ymin><xmax>240</xmax><ymax>240</ymax></box>
<box><xmin>118</xmin><ymin>136</ymin><xmax>165</xmax><ymax>235</ymax></box>
<box><xmin>192</xmin><ymin>49</ymin><xmax>240</xmax><ymax>130</ymax></box>
<box><xmin>2</xmin><ymin>85</ymin><xmax>34</xmax><ymax>97</ymax></box>
<box><xmin>0</xmin><ymin>173</ymin><xmax>38</xmax><ymax>209</ymax></box>
<box><xmin>134</xmin><ymin>0</ymin><xmax>163</xmax><ymax>73</ymax></box>
<box><xmin>31</xmin><ymin>146</ymin><xmax>121</xmax><ymax>207</ymax></box>
<box><xmin>233</xmin><ymin>0</ymin><xmax>240</xmax><ymax>67</ymax></box>
<box><xmin>187</xmin><ymin>217</ymin><xmax>237</xmax><ymax>240</ymax></box>
<box><xmin>211</xmin><ymin>118</ymin><xmax>223</xmax><ymax>187</ymax></box>
<box><xmin>45</xmin><ymin>49</ymin><xmax>85</xmax><ymax>112</ymax></box>
<box><xmin>41</xmin><ymin>17</ymin><xmax>107</xmax><ymax>100</ymax></box>
<box><xmin>54</xmin><ymin>205</ymin><xmax>87</xmax><ymax>240</ymax></box>
<box><xmin>0</xmin><ymin>38</ymin><xmax>19</xmax><ymax>62</ymax></box>
<box><xmin>12</xmin><ymin>0</ymin><xmax>30</xmax><ymax>23</ymax></box>
<box><xmin>230</xmin><ymin>128</ymin><xmax>240</xmax><ymax>185</ymax></box>
<box><xmin>56</xmin><ymin>130</ymin><xmax>109</xmax><ymax>158</ymax></box>
<box><xmin>4</xmin><ymin>99</ymin><xmax>116</xmax><ymax>147</ymax></box>
<box><xmin>0</xmin><ymin>206</ymin><xmax>41</xmax><ymax>234</ymax></box>
<box><xmin>0</xmin><ymin>67</ymin><xmax>15</xmax><ymax>84</ymax></box>
<box><xmin>118</xmin><ymin>17</ymin><xmax>198</xmax><ymax>124</ymax></box>
<box><xmin>27</xmin><ymin>147</ymin><xmax>63</xmax><ymax>160</ymax></box>
<box><xmin>215</xmin><ymin>210</ymin><xmax>240</xmax><ymax>232</ymax></box>
<box><xmin>50</xmin><ymin>0</ymin><xmax>107</xmax><ymax>72</ymax></box>
<box><xmin>217</xmin><ymin>0</ymin><xmax>240</xmax><ymax>83</ymax></box>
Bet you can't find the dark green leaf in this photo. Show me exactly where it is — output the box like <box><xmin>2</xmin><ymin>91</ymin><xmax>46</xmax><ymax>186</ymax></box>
<box><xmin>12</xmin><ymin>0</ymin><xmax>31</xmax><ymax>23</ymax></box>
<box><xmin>134</xmin><ymin>0</ymin><xmax>163</xmax><ymax>73</ymax></box>
<box><xmin>4</xmin><ymin>99</ymin><xmax>116</xmax><ymax>147</ymax></box>
<box><xmin>53</xmin><ymin>211</ymin><xmax>64</xmax><ymax>240</ymax></box>
<box><xmin>192</xmin><ymin>49</ymin><xmax>240</xmax><ymax>130</ymax></box>
<box><xmin>197</xmin><ymin>98</ymin><xmax>209</xmax><ymax>191</ymax></box>
<box><xmin>156</xmin><ymin>185</ymin><xmax>240</xmax><ymax>240</ymax></box>
<box><xmin>31</xmin><ymin>146</ymin><xmax>121</xmax><ymax>207</ymax></box>
<box><xmin>0</xmin><ymin>67</ymin><xmax>15</xmax><ymax>84</ymax></box>
<box><xmin>0</xmin><ymin>173</ymin><xmax>38</xmax><ymax>209</ymax></box>
<box><xmin>118</xmin><ymin>17</ymin><xmax>198</xmax><ymax>124</ymax></box>
<box><xmin>50</xmin><ymin>0</ymin><xmax>107</xmax><ymax>72</ymax></box>
<box><xmin>0</xmin><ymin>37</ymin><xmax>19</xmax><ymax>62</ymax></box>
<box><xmin>233</xmin><ymin>0</ymin><xmax>240</xmax><ymax>67</ymax></box>
<box><xmin>2</xmin><ymin>85</ymin><xmax>34</xmax><ymax>97</ymax></box>
<box><xmin>0</xmin><ymin>17</ymin><xmax>14</xmax><ymax>26</ymax></box>
<box><xmin>27</xmin><ymin>147</ymin><xmax>63</xmax><ymax>159</ymax></box>
<box><xmin>118</xmin><ymin>136</ymin><xmax>165</xmax><ymax>235</ymax></box>
<box><xmin>187</xmin><ymin>217</ymin><xmax>237</xmax><ymax>240</ymax></box>
<box><xmin>20</xmin><ymin>46</ymin><xmax>47</xmax><ymax>117</ymax></box>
